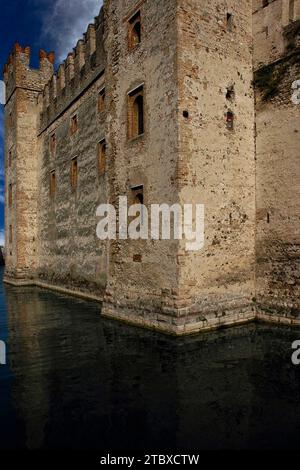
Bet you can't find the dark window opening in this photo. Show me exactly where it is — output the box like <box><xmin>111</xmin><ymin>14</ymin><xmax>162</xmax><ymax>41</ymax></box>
<box><xmin>8</xmin><ymin>150</ymin><xmax>12</xmax><ymax>168</ymax></box>
<box><xmin>267</xmin><ymin>212</ymin><xmax>270</xmax><ymax>224</ymax></box>
<box><xmin>50</xmin><ymin>170</ymin><xmax>56</xmax><ymax>198</ymax></box>
<box><xmin>135</xmin><ymin>192</ymin><xmax>144</xmax><ymax>205</ymax></box>
<box><xmin>50</xmin><ymin>133</ymin><xmax>56</xmax><ymax>155</ymax></box>
<box><xmin>71</xmin><ymin>115</ymin><xmax>78</xmax><ymax>135</ymax></box>
<box><xmin>131</xmin><ymin>185</ymin><xmax>144</xmax><ymax>205</ymax></box>
<box><xmin>128</xmin><ymin>85</ymin><xmax>144</xmax><ymax>139</ymax></box>
<box><xmin>226</xmin><ymin>13</ymin><xmax>233</xmax><ymax>31</ymax></box>
<box><xmin>134</xmin><ymin>95</ymin><xmax>144</xmax><ymax>136</ymax></box>
<box><xmin>71</xmin><ymin>157</ymin><xmax>78</xmax><ymax>190</ymax></box>
<box><xmin>131</xmin><ymin>185</ymin><xmax>145</xmax><ymax>225</ymax></box>
<box><xmin>183</xmin><ymin>110</ymin><xmax>189</xmax><ymax>119</ymax></box>
<box><xmin>129</xmin><ymin>11</ymin><xmax>141</xmax><ymax>49</ymax></box>
<box><xmin>8</xmin><ymin>184</ymin><xmax>12</xmax><ymax>208</ymax></box>
<box><xmin>98</xmin><ymin>88</ymin><xmax>106</xmax><ymax>112</ymax></box>
<box><xmin>9</xmin><ymin>225</ymin><xmax>12</xmax><ymax>244</ymax></box>
<box><xmin>226</xmin><ymin>86</ymin><xmax>235</xmax><ymax>101</ymax></box>
<box><xmin>226</xmin><ymin>111</ymin><xmax>234</xmax><ymax>130</ymax></box>
<box><xmin>98</xmin><ymin>140</ymin><xmax>106</xmax><ymax>176</ymax></box>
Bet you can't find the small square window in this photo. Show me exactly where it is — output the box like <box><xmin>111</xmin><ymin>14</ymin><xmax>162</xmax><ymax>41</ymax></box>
<box><xmin>98</xmin><ymin>88</ymin><xmax>106</xmax><ymax>113</ymax></box>
<box><xmin>71</xmin><ymin>157</ymin><xmax>78</xmax><ymax>190</ymax></box>
<box><xmin>71</xmin><ymin>115</ymin><xmax>78</xmax><ymax>135</ymax></box>
<box><xmin>128</xmin><ymin>11</ymin><xmax>141</xmax><ymax>50</ymax></box>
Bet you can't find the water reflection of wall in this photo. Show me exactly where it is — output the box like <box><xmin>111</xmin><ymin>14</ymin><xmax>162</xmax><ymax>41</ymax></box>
<box><xmin>4</xmin><ymin>281</ymin><xmax>300</xmax><ymax>450</ymax></box>
<box><xmin>5</xmin><ymin>284</ymin><xmax>180</xmax><ymax>450</ymax></box>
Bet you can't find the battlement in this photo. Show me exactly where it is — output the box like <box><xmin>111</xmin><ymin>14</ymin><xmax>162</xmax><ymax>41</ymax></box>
<box><xmin>39</xmin><ymin>6</ymin><xmax>105</xmax><ymax>131</ymax></box>
<box><xmin>3</xmin><ymin>43</ymin><xmax>55</xmax><ymax>102</ymax></box>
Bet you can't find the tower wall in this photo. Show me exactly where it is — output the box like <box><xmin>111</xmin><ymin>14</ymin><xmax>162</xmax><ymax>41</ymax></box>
<box><xmin>173</xmin><ymin>0</ymin><xmax>256</xmax><ymax>333</ymax></box>
<box><xmin>102</xmin><ymin>0</ymin><xmax>181</xmax><ymax>332</ymax></box>
<box><xmin>254</xmin><ymin>0</ymin><xmax>300</xmax><ymax>322</ymax></box>
<box><xmin>3</xmin><ymin>46</ymin><xmax>53</xmax><ymax>280</ymax></box>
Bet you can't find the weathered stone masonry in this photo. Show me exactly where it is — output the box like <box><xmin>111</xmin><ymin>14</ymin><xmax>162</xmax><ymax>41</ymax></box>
<box><xmin>3</xmin><ymin>0</ymin><xmax>300</xmax><ymax>335</ymax></box>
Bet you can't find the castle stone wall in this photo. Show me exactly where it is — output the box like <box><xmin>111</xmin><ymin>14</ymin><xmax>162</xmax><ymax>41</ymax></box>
<box><xmin>102</xmin><ymin>0</ymin><xmax>181</xmax><ymax>330</ymax></box>
<box><xmin>174</xmin><ymin>0</ymin><xmax>256</xmax><ymax>333</ymax></box>
<box><xmin>3</xmin><ymin>0</ymin><xmax>300</xmax><ymax>335</ymax></box>
<box><xmin>254</xmin><ymin>2</ymin><xmax>300</xmax><ymax>321</ymax></box>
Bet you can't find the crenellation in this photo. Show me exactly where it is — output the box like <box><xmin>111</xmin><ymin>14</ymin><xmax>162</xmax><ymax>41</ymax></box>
<box><xmin>49</xmin><ymin>74</ymin><xmax>57</xmax><ymax>101</ymax></box>
<box><xmin>86</xmin><ymin>24</ymin><xmax>97</xmax><ymax>57</ymax></box>
<box><xmin>74</xmin><ymin>40</ymin><xmax>86</xmax><ymax>72</ymax></box>
<box><xmin>65</xmin><ymin>53</ymin><xmax>75</xmax><ymax>82</ymax></box>
<box><xmin>38</xmin><ymin>8</ymin><xmax>106</xmax><ymax>132</ymax></box>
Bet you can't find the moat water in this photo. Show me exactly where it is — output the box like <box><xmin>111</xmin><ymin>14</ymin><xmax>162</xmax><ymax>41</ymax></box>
<box><xmin>1</xmin><ymin>267</ymin><xmax>300</xmax><ymax>450</ymax></box>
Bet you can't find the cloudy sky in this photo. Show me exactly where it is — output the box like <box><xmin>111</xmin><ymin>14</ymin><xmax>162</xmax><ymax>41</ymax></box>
<box><xmin>0</xmin><ymin>0</ymin><xmax>103</xmax><ymax>245</ymax></box>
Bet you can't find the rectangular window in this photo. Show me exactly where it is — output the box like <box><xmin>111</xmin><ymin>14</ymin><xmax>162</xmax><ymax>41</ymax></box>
<box><xmin>226</xmin><ymin>111</ymin><xmax>234</xmax><ymax>130</ymax></box>
<box><xmin>8</xmin><ymin>184</ymin><xmax>12</xmax><ymax>208</ymax></box>
<box><xmin>226</xmin><ymin>13</ymin><xmax>233</xmax><ymax>31</ymax></box>
<box><xmin>128</xmin><ymin>11</ymin><xmax>141</xmax><ymax>50</ymax></box>
<box><xmin>131</xmin><ymin>185</ymin><xmax>144</xmax><ymax>223</ymax></box>
<box><xmin>128</xmin><ymin>85</ymin><xmax>144</xmax><ymax>139</ymax></box>
<box><xmin>98</xmin><ymin>140</ymin><xmax>106</xmax><ymax>176</ymax></box>
<box><xmin>71</xmin><ymin>157</ymin><xmax>78</xmax><ymax>190</ymax></box>
<box><xmin>98</xmin><ymin>88</ymin><xmax>106</xmax><ymax>112</ymax></box>
<box><xmin>71</xmin><ymin>115</ymin><xmax>78</xmax><ymax>135</ymax></box>
<box><xmin>50</xmin><ymin>170</ymin><xmax>56</xmax><ymax>198</ymax></box>
<box><xmin>9</xmin><ymin>225</ymin><xmax>12</xmax><ymax>244</ymax></box>
<box><xmin>50</xmin><ymin>132</ymin><xmax>56</xmax><ymax>155</ymax></box>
